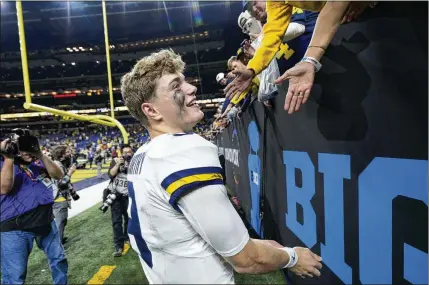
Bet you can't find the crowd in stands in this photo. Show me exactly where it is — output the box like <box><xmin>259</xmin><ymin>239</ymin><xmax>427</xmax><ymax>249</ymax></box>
<box><xmin>31</xmin><ymin>119</ymin><xmax>214</xmax><ymax>167</ymax></box>
<box><xmin>1</xmin><ymin>48</ymin><xmax>226</xmax><ymax>82</ymax></box>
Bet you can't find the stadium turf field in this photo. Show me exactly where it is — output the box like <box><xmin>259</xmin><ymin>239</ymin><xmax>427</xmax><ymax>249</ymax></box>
<box><xmin>70</xmin><ymin>162</ymin><xmax>111</xmax><ymax>183</ymax></box>
<box><xmin>23</xmin><ymin>203</ymin><xmax>286</xmax><ymax>284</ymax></box>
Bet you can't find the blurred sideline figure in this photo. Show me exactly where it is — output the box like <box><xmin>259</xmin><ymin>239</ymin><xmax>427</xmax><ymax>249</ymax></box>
<box><xmin>51</xmin><ymin>145</ymin><xmax>78</xmax><ymax>244</ymax></box>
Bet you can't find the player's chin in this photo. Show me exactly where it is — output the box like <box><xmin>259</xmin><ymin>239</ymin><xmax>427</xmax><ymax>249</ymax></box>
<box><xmin>187</xmin><ymin>105</ymin><xmax>204</xmax><ymax>120</ymax></box>
<box><xmin>185</xmin><ymin>110</ymin><xmax>204</xmax><ymax>129</ymax></box>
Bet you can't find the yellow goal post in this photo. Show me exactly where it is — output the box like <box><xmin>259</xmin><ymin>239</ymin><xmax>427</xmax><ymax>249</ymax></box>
<box><xmin>15</xmin><ymin>1</ymin><xmax>129</xmax><ymax>143</ymax></box>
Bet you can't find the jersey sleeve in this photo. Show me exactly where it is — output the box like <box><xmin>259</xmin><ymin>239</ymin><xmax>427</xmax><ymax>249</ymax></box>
<box><xmin>154</xmin><ymin>135</ymin><xmax>224</xmax><ymax>212</ymax></box>
<box><xmin>178</xmin><ymin>184</ymin><xmax>250</xmax><ymax>257</ymax></box>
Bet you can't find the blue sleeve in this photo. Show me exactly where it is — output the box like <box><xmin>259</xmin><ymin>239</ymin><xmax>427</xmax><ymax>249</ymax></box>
<box><xmin>291</xmin><ymin>10</ymin><xmax>306</xmax><ymax>25</ymax></box>
<box><xmin>291</xmin><ymin>10</ymin><xmax>319</xmax><ymax>32</ymax></box>
<box><xmin>240</xmin><ymin>95</ymin><xmax>252</xmax><ymax>113</ymax></box>
<box><xmin>221</xmin><ymin>98</ymin><xmax>231</xmax><ymax>113</ymax></box>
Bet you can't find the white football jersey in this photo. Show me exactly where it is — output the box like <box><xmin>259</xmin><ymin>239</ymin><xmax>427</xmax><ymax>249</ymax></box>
<box><xmin>127</xmin><ymin>133</ymin><xmax>248</xmax><ymax>284</ymax></box>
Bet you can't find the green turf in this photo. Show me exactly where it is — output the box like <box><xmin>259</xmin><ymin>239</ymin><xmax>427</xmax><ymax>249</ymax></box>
<box><xmin>24</xmin><ymin>203</ymin><xmax>286</xmax><ymax>284</ymax></box>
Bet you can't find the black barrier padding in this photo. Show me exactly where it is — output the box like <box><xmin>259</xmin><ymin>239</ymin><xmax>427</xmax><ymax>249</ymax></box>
<box><xmin>216</xmin><ymin>2</ymin><xmax>427</xmax><ymax>284</ymax></box>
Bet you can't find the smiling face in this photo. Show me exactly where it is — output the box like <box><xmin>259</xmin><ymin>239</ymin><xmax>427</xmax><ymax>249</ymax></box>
<box><xmin>142</xmin><ymin>73</ymin><xmax>204</xmax><ymax>132</ymax></box>
<box><xmin>230</xmin><ymin>60</ymin><xmax>247</xmax><ymax>72</ymax></box>
<box><xmin>251</xmin><ymin>0</ymin><xmax>267</xmax><ymax>23</ymax></box>
<box><xmin>122</xmin><ymin>49</ymin><xmax>203</xmax><ymax>135</ymax></box>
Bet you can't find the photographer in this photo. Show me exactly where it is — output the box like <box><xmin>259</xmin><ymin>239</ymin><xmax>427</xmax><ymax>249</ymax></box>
<box><xmin>94</xmin><ymin>148</ymin><xmax>104</xmax><ymax>179</ymax></box>
<box><xmin>51</xmin><ymin>145</ymin><xmax>78</xmax><ymax>244</ymax></box>
<box><xmin>0</xmin><ymin>135</ymin><xmax>68</xmax><ymax>285</ymax></box>
<box><xmin>105</xmin><ymin>145</ymin><xmax>133</xmax><ymax>257</ymax></box>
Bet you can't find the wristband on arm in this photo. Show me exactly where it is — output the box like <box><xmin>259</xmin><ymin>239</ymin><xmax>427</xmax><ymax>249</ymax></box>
<box><xmin>301</xmin><ymin>56</ymin><xmax>322</xmax><ymax>72</ymax></box>
<box><xmin>281</xmin><ymin>247</ymin><xmax>299</xmax><ymax>268</ymax></box>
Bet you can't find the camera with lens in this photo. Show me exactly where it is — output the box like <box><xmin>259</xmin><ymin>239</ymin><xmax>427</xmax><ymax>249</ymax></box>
<box><xmin>99</xmin><ymin>191</ymin><xmax>117</xmax><ymax>213</ymax></box>
<box><xmin>0</xmin><ymin>128</ymin><xmax>40</xmax><ymax>158</ymax></box>
<box><xmin>119</xmin><ymin>155</ymin><xmax>132</xmax><ymax>173</ymax></box>
<box><xmin>58</xmin><ymin>177</ymin><xmax>80</xmax><ymax>201</ymax></box>
<box><xmin>68</xmin><ymin>188</ymin><xmax>80</xmax><ymax>201</ymax></box>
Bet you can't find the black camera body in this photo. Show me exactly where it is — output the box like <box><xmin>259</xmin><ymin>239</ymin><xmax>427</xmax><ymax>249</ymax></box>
<box><xmin>0</xmin><ymin>129</ymin><xmax>40</xmax><ymax>157</ymax></box>
<box><xmin>119</xmin><ymin>156</ymin><xmax>132</xmax><ymax>173</ymax></box>
<box><xmin>58</xmin><ymin>182</ymin><xmax>80</xmax><ymax>201</ymax></box>
<box><xmin>68</xmin><ymin>188</ymin><xmax>80</xmax><ymax>201</ymax></box>
<box><xmin>57</xmin><ymin>163</ymin><xmax>80</xmax><ymax>201</ymax></box>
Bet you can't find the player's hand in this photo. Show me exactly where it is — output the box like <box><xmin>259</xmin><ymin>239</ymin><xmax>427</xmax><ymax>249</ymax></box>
<box><xmin>224</xmin><ymin>67</ymin><xmax>253</xmax><ymax>99</ymax></box>
<box><xmin>274</xmin><ymin>62</ymin><xmax>315</xmax><ymax>114</ymax></box>
<box><xmin>118</xmin><ymin>157</ymin><xmax>125</xmax><ymax>165</ymax></box>
<box><xmin>289</xmin><ymin>247</ymin><xmax>322</xmax><ymax>278</ymax></box>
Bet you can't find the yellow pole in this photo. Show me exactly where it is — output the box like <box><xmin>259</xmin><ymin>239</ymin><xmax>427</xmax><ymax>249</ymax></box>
<box><xmin>94</xmin><ymin>115</ymin><xmax>129</xmax><ymax>144</ymax></box>
<box><xmin>16</xmin><ymin>0</ymin><xmax>129</xmax><ymax>144</ymax></box>
<box><xmin>24</xmin><ymin>103</ymin><xmax>116</xmax><ymax>127</ymax></box>
<box><xmin>102</xmin><ymin>0</ymin><xmax>115</xmax><ymax>119</ymax></box>
<box><xmin>16</xmin><ymin>1</ymin><xmax>32</xmax><ymax>104</ymax></box>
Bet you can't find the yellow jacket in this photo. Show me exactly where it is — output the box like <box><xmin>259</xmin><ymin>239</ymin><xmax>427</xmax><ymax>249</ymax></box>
<box><xmin>247</xmin><ymin>1</ymin><xmax>325</xmax><ymax>75</ymax></box>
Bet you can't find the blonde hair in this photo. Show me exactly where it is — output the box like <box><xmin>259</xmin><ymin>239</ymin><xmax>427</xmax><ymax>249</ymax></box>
<box><xmin>121</xmin><ymin>49</ymin><xmax>185</xmax><ymax>127</ymax></box>
<box><xmin>227</xmin><ymin>56</ymin><xmax>238</xmax><ymax>70</ymax></box>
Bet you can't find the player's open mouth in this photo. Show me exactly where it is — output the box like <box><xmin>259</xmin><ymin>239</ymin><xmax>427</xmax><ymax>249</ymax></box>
<box><xmin>186</xmin><ymin>99</ymin><xmax>199</xmax><ymax>108</ymax></box>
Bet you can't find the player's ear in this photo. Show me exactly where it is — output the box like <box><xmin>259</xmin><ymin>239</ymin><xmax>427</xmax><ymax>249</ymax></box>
<box><xmin>141</xmin><ymin>102</ymin><xmax>162</xmax><ymax>122</ymax></box>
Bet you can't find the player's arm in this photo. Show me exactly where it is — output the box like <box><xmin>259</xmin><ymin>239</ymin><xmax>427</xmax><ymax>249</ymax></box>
<box><xmin>178</xmin><ymin>184</ymin><xmax>292</xmax><ymax>274</ymax></box>
<box><xmin>159</xmin><ymin>141</ymin><xmax>322</xmax><ymax>276</ymax></box>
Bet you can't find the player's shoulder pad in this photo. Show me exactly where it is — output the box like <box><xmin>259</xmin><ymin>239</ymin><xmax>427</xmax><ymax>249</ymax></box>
<box><xmin>147</xmin><ymin>133</ymin><xmax>217</xmax><ymax>159</ymax></box>
<box><xmin>149</xmin><ymin>133</ymin><xmax>224</xmax><ymax>212</ymax></box>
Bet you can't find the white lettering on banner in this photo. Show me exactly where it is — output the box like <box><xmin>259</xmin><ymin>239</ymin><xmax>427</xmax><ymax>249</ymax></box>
<box><xmin>223</xmin><ymin>148</ymin><xmax>240</xmax><ymax>167</ymax></box>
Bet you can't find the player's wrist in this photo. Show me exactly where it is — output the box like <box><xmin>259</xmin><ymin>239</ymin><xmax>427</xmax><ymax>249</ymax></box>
<box><xmin>281</xmin><ymin>247</ymin><xmax>298</xmax><ymax>268</ymax></box>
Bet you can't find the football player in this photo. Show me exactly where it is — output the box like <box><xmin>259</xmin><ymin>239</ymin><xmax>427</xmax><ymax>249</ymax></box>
<box><xmin>121</xmin><ymin>49</ymin><xmax>322</xmax><ymax>284</ymax></box>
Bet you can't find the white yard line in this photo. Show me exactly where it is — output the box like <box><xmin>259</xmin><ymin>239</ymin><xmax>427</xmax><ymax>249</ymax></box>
<box><xmin>68</xmin><ymin>180</ymin><xmax>110</xmax><ymax>219</ymax></box>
